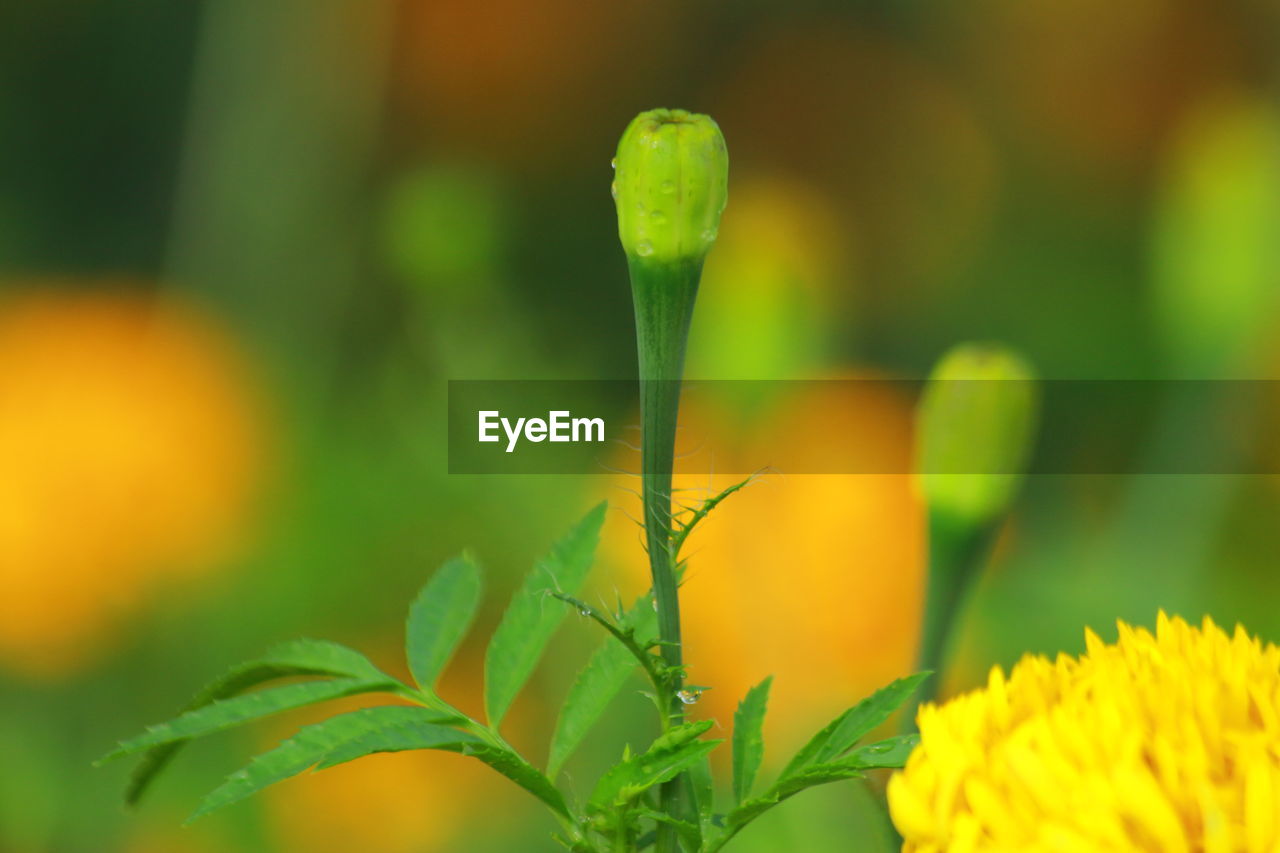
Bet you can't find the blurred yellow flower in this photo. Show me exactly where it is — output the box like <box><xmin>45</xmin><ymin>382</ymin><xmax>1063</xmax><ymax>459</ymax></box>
<box><xmin>890</xmin><ymin>613</ymin><xmax>1280</xmax><ymax>852</ymax></box>
<box><xmin>0</xmin><ymin>287</ymin><xmax>265</xmax><ymax>678</ymax></box>
<box><xmin>608</xmin><ymin>380</ymin><xmax>924</xmax><ymax>755</ymax></box>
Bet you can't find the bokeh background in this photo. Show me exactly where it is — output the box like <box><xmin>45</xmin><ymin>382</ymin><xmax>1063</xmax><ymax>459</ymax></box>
<box><xmin>2</xmin><ymin>1</ymin><xmax>1280</xmax><ymax>850</ymax></box>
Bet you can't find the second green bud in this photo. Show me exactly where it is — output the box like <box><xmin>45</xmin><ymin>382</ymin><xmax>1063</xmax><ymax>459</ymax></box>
<box><xmin>917</xmin><ymin>343</ymin><xmax>1039</xmax><ymax>527</ymax></box>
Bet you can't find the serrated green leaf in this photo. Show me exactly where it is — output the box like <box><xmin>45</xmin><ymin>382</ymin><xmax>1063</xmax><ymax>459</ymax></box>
<box><xmin>780</xmin><ymin>672</ymin><xmax>928</xmax><ymax>778</ymax></box>
<box><xmin>589</xmin><ymin>721</ymin><xmax>721</xmax><ymax>812</ymax></box>
<box><xmin>637</xmin><ymin>809</ymin><xmax>702</xmax><ymax>851</ymax></box>
<box><xmin>688</xmin><ymin>751</ymin><xmax>715</xmax><ymax>821</ymax></box>
<box><xmin>314</xmin><ymin>717</ymin><xmax>480</xmax><ymax>768</ymax></box>
<box><xmin>724</xmin><ymin>763</ymin><xmax>866</xmax><ymax>833</ymax></box>
<box><xmin>731</xmin><ymin>676</ymin><xmax>772</xmax><ymax>805</ymax></box>
<box><xmin>845</xmin><ymin>733</ymin><xmax>919</xmax><ymax>769</ymax></box>
<box><xmin>313</xmin><ymin>716</ymin><xmax>571</xmax><ymax>818</ymax></box>
<box><xmin>485</xmin><ymin>503</ymin><xmax>606</xmax><ymax>727</ymax></box>
<box><xmin>189</xmin><ymin>706</ymin><xmax>442</xmax><ymax>821</ymax></box>
<box><xmin>103</xmin><ymin>678</ymin><xmax>395</xmax><ymax>762</ymax></box>
<box><xmin>104</xmin><ymin>639</ymin><xmax>397</xmax><ymax>805</ymax></box>
<box><xmin>547</xmin><ymin>595</ymin><xmax>657</xmax><ymax>778</ymax></box>
<box><xmin>254</xmin><ymin>638</ymin><xmax>395</xmax><ymax>683</ymax></box>
<box><xmin>457</xmin><ymin>743</ymin><xmax>572</xmax><ymax>818</ymax></box>
<box><xmin>406</xmin><ymin>552</ymin><xmax>483</xmax><ymax>690</ymax></box>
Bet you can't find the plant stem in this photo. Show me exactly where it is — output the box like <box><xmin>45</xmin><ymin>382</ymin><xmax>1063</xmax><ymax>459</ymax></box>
<box><xmin>629</xmin><ymin>254</ymin><xmax>701</xmax><ymax>852</ymax></box>
<box><xmin>613</xmin><ymin>821</ymin><xmax>633</xmax><ymax>853</ymax></box>
<box><xmin>913</xmin><ymin>511</ymin><xmax>997</xmax><ymax>712</ymax></box>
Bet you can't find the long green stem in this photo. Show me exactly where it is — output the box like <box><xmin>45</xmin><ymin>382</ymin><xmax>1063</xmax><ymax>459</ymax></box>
<box><xmin>630</xmin><ymin>255</ymin><xmax>701</xmax><ymax>852</ymax></box>
<box><xmin>913</xmin><ymin>511</ymin><xmax>997</xmax><ymax>713</ymax></box>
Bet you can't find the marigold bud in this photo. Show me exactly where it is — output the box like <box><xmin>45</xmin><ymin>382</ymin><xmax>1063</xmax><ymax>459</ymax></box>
<box><xmin>612</xmin><ymin>109</ymin><xmax>729</xmax><ymax>264</ymax></box>
<box><xmin>917</xmin><ymin>343</ymin><xmax>1038</xmax><ymax>527</ymax></box>
<box><xmin>1151</xmin><ymin>92</ymin><xmax>1280</xmax><ymax>374</ymax></box>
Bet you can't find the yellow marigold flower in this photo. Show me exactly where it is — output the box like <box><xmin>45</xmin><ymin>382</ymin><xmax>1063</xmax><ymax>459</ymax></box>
<box><xmin>889</xmin><ymin>612</ymin><xmax>1280</xmax><ymax>853</ymax></box>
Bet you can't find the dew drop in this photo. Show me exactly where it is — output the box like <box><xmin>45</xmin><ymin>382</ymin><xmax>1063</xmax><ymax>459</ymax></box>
<box><xmin>636</xmin><ymin>241</ymin><xmax>654</xmax><ymax>257</ymax></box>
<box><xmin>579</xmin><ymin>607</ymin><xmax>591</xmax><ymax>617</ymax></box>
<box><xmin>610</xmin><ymin>157</ymin><xmax>617</xmax><ymax>170</ymax></box>
<box><xmin>700</xmin><ymin>228</ymin><xmax>718</xmax><ymax>242</ymax></box>
<box><xmin>660</xmin><ymin>180</ymin><xmax>676</xmax><ymax>195</ymax></box>
<box><xmin>610</xmin><ymin>181</ymin><xmax>618</xmax><ymax>200</ymax></box>
<box><xmin>677</xmin><ymin>689</ymin><xmax>701</xmax><ymax>705</ymax></box>
<box><xmin>650</xmin><ymin>211</ymin><xmax>668</xmax><ymax>226</ymax></box>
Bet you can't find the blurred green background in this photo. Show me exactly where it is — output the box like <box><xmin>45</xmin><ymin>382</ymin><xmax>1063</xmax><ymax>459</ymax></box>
<box><xmin>2</xmin><ymin>1</ymin><xmax>1279</xmax><ymax>850</ymax></box>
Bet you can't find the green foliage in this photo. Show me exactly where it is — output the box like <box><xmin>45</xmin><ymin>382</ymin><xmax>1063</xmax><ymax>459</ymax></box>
<box><xmin>190</xmin><ymin>707</ymin><xmax>456</xmax><ymax>821</ymax></box>
<box><xmin>730</xmin><ymin>676</ymin><xmax>772</xmax><ymax>806</ymax></box>
<box><xmin>704</xmin><ymin>733</ymin><xmax>922</xmax><ymax>851</ymax></box>
<box><xmin>687</xmin><ymin>753</ymin><xmax>716</xmax><ymax>828</ymax></box>
<box><xmin>588</xmin><ymin>721</ymin><xmax>721</xmax><ymax>813</ymax></box>
<box><xmin>406</xmin><ymin>551</ymin><xmax>482</xmax><ymax>690</ymax></box>
<box><xmin>95</xmin><ymin>108</ymin><xmax>948</xmax><ymax>853</ymax></box>
<box><xmin>100</xmin><ymin>639</ymin><xmax>399</xmax><ymax>805</ymax></box>
<box><xmin>102</xmin><ymin>499</ymin><xmax>926</xmax><ymax>853</ymax></box>
<box><xmin>485</xmin><ymin>502</ymin><xmax>607</xmax><ymax>727</ymax></box>
<box><xmin>637</xmin><ymin>809</ymin><xmax>703</xmax><ymax>851</ymax></box>
<box><xmin>313</xmin><ymin>712</ymin><xmax>481</xmax><ymax>768</ymax></box>
<box><xmin>102</xmin><ymin>678</ymin><xmax>396</xmax><ymax>762</ymax></box>
<box><xmin>722</xmin><ymin>764</ymin><xmax>867</xmax><ymax>834</ymax></box>
<box><xmin>850</xmin><ymin>734</ymin><xmax>921</xmax><ymax>769</ymax></box>
<box><xmin>780</xmin><ymin>672</ymin><xmax>929</xmax><ymax>777</ymax></box>
<box><xmin>548</xmin><ymin>595</ymin><xmax>658</xmax><ymax>778</ymax></box>
<box><xmin>670</xmin><ymin>475</ymin><xmax>758</xmax><ymax>562</ymax></box>
<box><xmin>315</xmin><ymin>717</ymin><xmax>570</xmax><ymax>818</ymax></box>
<box><xmin>696</xmin><ymin>675</ymin><xmax>928</xmax><ymax>852</ymax></box>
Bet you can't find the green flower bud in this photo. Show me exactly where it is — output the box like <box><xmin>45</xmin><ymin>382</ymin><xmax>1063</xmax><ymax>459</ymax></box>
<box><xmin>917</xmin><ymin>343</ymin><xmax>1039</xmax><ymax>527</ymax></box>
<box><xmin>612</xmin><ymin>109</ymin><xmax>729</xmax><ymax>264</ymax></box>
<box><xmin>1151</xmin><ymin>92</ymin><xmax>1280</xmax><ymax>374</ymax></box>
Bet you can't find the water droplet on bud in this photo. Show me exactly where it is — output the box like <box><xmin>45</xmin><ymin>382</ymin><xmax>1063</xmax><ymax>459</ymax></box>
<box><xmin>677</xmin><ymin>689</ymin><xmax>701</xmax><ymax>705</ymax></box>
<box><xmin>636</xmin><ymin>241</ymin><xmax>654</xmax><ymax>257</ymax></box>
